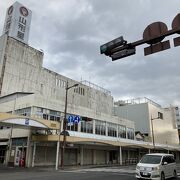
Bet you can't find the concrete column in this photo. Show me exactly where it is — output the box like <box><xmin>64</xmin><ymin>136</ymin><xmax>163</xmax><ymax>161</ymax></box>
<box><xmin>127</xmin><ymin>150</ymin><xmax>130</xmax><ymax>159</ymax></box>
<box><xmin>93</xmin><ymin>149</ymin><xmax>96</xmax><ymax>165</ymax></box>
<box><xmin>55</xmin><ymin>141</ymin><xmax>60</xmax><ymax>170</ymax></box>
<box><xmin>148</xmin><ymin>149</ymin><xmax>151</xmax><ymax>154</ymax></box>
<box><xmin>31</xmin><ymin>142</ymin><xmax>36</xmax><ymax>167</ymax></box>
<box><xmin>105</xmin><ymin>122</ymin><xmax>108</xmax><ymax>136</ymax></box>
<box><xmin>80</xmin><ymin>146</ymin><xmax>83</xmax><ymax>166</ymax></box>
<box><xmin>116</xmin><ymin>125</ymin><xmax>118</xmax><ymax>137</ymax></box>
<box><xmin>26</xmin><ymin>132</ymin><xmax>31</xmax><ymax>167</ymax></box>
<box><xmin>6</xmin><ymin>126</ymin><xmax>13</xmax><ymax>166</ymax></box>
<box><xmin>119</xmin><ymin>146</ymin><xmax>122</xmax><ymax>165</ymax></box>
<box><xmin>93</xmin><ymin>120</ymin><xmax>95</xmax><ymax>134</ymax></box>
<box><xmin>106</xmin><ymin>151</ymin><xmax>109</xmax><ymax>164</ymax></box>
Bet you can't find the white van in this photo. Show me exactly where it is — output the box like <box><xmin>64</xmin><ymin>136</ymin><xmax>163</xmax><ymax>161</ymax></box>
<box><xmin>136</xmin><ymin>153</ymin><xmax>177</xmax><ymax>180</ymax></box>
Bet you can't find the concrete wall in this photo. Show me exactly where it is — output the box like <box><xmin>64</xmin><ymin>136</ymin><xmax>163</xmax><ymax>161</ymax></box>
<box><xmin>149</xmin><ymin>104</ymin><xmax>179</xmax><ymax>145</ymax></box>
<box><xmin>114</xmin><ymin>102</ymin><xmax>179</xmax><ymax>145</ymax></box>
<box><xmin>0</xmin><ymin>36</ymin><xmax>113</xmax><ymax>118</ymax></box>
<box><xmin>0</xmin><ymin>35</ymin><xmax>7</xmax><ymax>73</ymax></box>
<box><xmin>1</xmin><ymin>37</ymin><xmax>43</xmax><ymax>96</ymax></box>
<box><xmin>114</xmin><ymin>103</ymin><xmax>150</xmax><ymax>133</ymax></box>
<box><xmin>0</xmin><ymin>36</ymin><xmax>135</xmax><ymax>130</ymax></box>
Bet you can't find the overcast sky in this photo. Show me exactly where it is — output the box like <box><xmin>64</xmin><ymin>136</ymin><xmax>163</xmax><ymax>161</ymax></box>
<box><xmin>0</xmin><ymin>0</ymin><xmax>180</xmax><ymax>107</ymax></box>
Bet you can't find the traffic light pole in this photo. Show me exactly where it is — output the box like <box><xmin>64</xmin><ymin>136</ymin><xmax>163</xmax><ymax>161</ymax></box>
<box><xmin>100</xmin><ymin>13</ymin><xmax>180</xmax><ymax>60</ymax></box>
<box><xmin>111</xmin><ymin>27</ymin><xmax>180</xmax><ymax>55</ymax></box>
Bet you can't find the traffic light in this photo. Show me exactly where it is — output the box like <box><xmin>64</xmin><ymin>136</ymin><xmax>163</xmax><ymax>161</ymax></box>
<box><xmin>100</xmin><ymin>36</ymin><xmax>127</xmax><ymax>56</ymax></box>
<box><xmin>81</xmin><ymin>116</ymin><xmax>93</xmax><ymax>121</ymax></box>
<box><xmin>111</xmin><ymin>47</ymin><xmax>136</xmax><ymax>61</ymax></box>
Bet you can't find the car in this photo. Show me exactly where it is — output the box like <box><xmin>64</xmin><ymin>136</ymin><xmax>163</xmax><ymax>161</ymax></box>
<box><xmin>136</xmin><ymin>153</ymin><xmax>177</xmax><ymax>180</ymax></box>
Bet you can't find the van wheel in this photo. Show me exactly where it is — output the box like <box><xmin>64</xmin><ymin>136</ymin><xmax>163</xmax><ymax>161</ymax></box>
<box><xmin>161</xmin><ymin>172</ymin><xmax>165</xmax><ymax>180</ymax></box>
<box><xmin>173</xmin><ymin>170</ymin><xmax>177</xmax><ymax>179</ymax></box>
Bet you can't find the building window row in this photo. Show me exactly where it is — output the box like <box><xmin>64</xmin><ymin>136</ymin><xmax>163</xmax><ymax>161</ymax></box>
<box><xmin>35</xmin><ymin>108</ymin><xmax>61</xmax><ymax>121</ymax></box>
<box><xmin>15</xmin><ymin>107</ymin><xmax>31</xmax><ymax>117</ymax></box>
<box><xmin>55</xmin><ymin>78</ymin><xmax>66</xmax><ymax>88</ymax></box>
<box><xmin>14</xmin><ymin>107</ymin><xmax>134</xmax><ymax>140</ymax></box>
<box><xmin>74</xmin><ymin>87</ymin><xmax>85</xmax><ymax>96</ymax></box>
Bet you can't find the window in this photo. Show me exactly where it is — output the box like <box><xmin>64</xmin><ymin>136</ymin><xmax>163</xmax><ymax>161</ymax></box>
<box><xmin>67</xmin><ymin>123</ymin><xmax>78</xmax><ymax>131</ymax></box>
<box><xmin>55</xmin><ymin>78</ymin><xmax>66</xmax><ymax>88</ymax></box>
<box><xmin>107</xmin><ymin>123</ymin><xmax>117</xmax><ymax>137</ymax></box>
<box><xmin>15</xmin><ymin>107</ymin><xmax>31</xmax><ymax>117</ymax></box>
<box><xmin>74</xmin><ymin>87</ymin><xmax>85</xmax><ymax>96</ymax></box>
<box><xmin>127</xmin><ymin>127</ymin><xmax>135</xmax><ymax>140</ymax></box>
<box><xmin>81</xmin><ymin>120</ymin><xmax>93</xmax><ymax>133</ymax></box>
<box><xmin>35</xmin><ymin>108</ymin><xmax>60</xmax><ymax>121</ymax></box>
<box><xmin>118</xmin><ymin>125</ymin><xmax>126</xmax><ymax>138</ymax></box>
<box><xmin>140</xmin><ymin>155</ymin><xmax>162</xmax><ymax>164</ymax></box>
<box><xmin>95</xmin><ymin>120</ymin><xmax>106</xmax><ymax>135</ymax></box>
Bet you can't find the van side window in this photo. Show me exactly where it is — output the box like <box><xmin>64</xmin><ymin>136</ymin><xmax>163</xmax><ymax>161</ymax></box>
<box><xmin>169</xmin><ymin>156</ymin><xmax>175</xmax><ymax>163</ymax></box>
<box><xmin>164</xmin><ymin>156</ymin><xmax>175</xmax><ymax>164</ymax></box>
<box><xmin>162</xmin><ymin>156</ymin><xmax>168</xmax><ymax>164</ymax></box>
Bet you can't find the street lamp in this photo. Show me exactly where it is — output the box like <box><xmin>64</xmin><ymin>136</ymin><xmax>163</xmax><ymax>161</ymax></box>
<box><xmin>60</xmin><ymin>82</ymin><xmax>79</xmax><ymax>169</ymax></box>
<box><xmin>55</xmin><ymin>82</ymin><xmax>79</xmax><ymax>170</ymax></box>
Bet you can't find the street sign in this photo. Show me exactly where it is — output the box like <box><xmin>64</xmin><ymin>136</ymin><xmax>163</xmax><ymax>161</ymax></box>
<box><xmin>111</xmin><ymin>48</ymin><xmax>136</xmax><ymax>61</ymax></box>
<box><xmin>100</xmin><ymin>36</ymin><xmax>126</xmax><ymax>55</ymax></box>
<box><xmin>68</xmin><ymin>115</ymin><xmax>74</xmax><ymax>123</ymax></box>
<box><xmin>74</xmin><ymin>116</ymin><xmax>80</xmax><ymax>124</ymax></box>
<box><xmin>67</xmin><ymin>115</ymin><xmax>80</xmax><ymax>124</ymax></box>
<box><xmin>25</xmin><ymin>118</ymin><xmax>29</xmax><ymax>125</ymax></box>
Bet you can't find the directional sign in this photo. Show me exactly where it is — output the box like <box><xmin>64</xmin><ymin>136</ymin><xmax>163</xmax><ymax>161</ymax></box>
<box><xmin>25</xmin><ymin>118</ymin><xmax>29</xmax><ymax>125</ymax></box>
<box><xmin>68</xmin><ymin>115</ymin><xmax>74</xmax><ymax>123</ymax></box>
<box><xmin>67</xmin><ymin>115</ymin><xmax>80</xmax><ymax>125</ymax></box>
<box><xmin>74</xmin><ymin>116</ymin><xmax>80</xmax><ymax>124</ymax></box>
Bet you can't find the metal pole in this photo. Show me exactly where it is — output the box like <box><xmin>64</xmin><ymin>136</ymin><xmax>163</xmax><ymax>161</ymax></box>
<box><xmin>151</xmin><ymin>116</ymin><xmax>155</xmax><ymax>150</ymax></box>
<box><xmin>55</xmin><ymin>141</ymin><xmax>60</xmax><ymax>170</ymax></box>
<box><xmin>61</xmin><ymin>81</ymin><xmax>68</xmax><ymax>169</ymax></box>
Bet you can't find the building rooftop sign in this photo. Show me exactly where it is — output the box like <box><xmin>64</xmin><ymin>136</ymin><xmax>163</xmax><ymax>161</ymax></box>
<box><xmin>2</xmin><ymin>1</ymin><xmax>32</xmax><ymax>44</ymax></box>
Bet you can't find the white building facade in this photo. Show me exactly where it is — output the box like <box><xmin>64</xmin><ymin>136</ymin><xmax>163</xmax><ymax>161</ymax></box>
<box><xmin>0</xmin><ymin>2</ymin><xmax>180</xmax><ymax>168</ymax></box>
<box><xmin>114</xmin><ymin>98</ymin><xmax>179</xmax><ymax>146</ymax></box>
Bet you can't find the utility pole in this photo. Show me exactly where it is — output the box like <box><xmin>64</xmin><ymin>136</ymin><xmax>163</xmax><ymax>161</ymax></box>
<box><xmin>59</xmin><ymin>82</ymin><xmax>79</xmax><ymax>170</ymax></box>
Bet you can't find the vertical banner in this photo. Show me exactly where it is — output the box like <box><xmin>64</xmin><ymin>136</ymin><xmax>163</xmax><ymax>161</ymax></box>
<box><xmin>3</xmin><ymin>2</ymin><xmax>32</xmax><ymax>44</ymax></box>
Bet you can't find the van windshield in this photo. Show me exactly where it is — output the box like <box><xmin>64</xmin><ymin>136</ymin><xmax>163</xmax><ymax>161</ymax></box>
<box><xmin>140</xmin><ymin>155</ymin><xmax>162</xmax><ymax>164</ymax></box>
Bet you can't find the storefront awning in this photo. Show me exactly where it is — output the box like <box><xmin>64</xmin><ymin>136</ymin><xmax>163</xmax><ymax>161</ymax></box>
<box><xmin>0</xmin><ymin>112</ymin><xmax>60</xmax><ymax>130</ymax></box>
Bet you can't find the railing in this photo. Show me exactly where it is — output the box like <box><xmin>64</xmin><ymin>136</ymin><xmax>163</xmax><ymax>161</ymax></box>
<box><xmin>124</xmin><ymin>158</ymin><xmax>138</xmax><ymax>165</ymax></box>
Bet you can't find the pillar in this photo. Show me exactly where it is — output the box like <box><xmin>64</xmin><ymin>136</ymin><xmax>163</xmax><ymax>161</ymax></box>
<box><xmin>31</xmin><ymin>142</ymin><xmax>36</xmax><ymax>167</ymax></box>
<box><xmin>55</xmin><ymin>141</ymin><xmax>60</xmax><ymax>170</ymax></box>
<box><xmin>93</xmin><ymin>149</ymin><xmax>96</xmax><ymax>165</ymax></box>
<box><xmin>119</xmin><ymin>146</ymin><xmax>122</xmax><ymax>165</ymax></box>
<box><xmin>80</xmin><ymin>146</ymin><xmax>83</xmax><ymax>166</ymax></box>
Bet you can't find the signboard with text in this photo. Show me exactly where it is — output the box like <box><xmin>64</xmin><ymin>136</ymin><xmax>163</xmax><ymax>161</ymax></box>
<box><xmin>3</xmin><ymin>2</ymin><xmax>32</xmax><ymax>44</ymax></box>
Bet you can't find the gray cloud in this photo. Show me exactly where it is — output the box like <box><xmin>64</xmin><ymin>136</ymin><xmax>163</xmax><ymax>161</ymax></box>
<box><xmin>0</xmin><ymin>0</ymin><xmax>180</xmax><ymax>107</ymax></box>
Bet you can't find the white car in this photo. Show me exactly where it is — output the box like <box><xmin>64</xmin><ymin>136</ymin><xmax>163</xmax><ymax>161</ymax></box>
<box><xmin>136</xmin><ymin>153</ymin><xmax>177</xmax><ymax>180</ymax></box>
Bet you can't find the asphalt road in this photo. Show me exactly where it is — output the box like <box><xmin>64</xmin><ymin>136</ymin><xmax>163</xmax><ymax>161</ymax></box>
<box><xmin>0</xmin><ymin>166</ymin><xmax>179</xmax><ymax>180</ymax></box>
<box><xmin>0</xmin><ymin>170</ymin><xmax>135</xmax><ymax>180</ymax></box>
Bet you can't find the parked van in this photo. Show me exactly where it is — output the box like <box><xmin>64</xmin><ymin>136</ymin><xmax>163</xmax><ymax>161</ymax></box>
<box><xmin>136</xmin><ymin>153</ymin><xmax>177</xmax><ymax>180</ymax></box>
